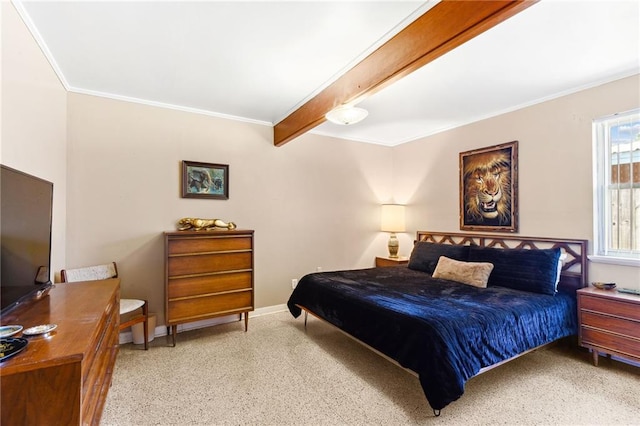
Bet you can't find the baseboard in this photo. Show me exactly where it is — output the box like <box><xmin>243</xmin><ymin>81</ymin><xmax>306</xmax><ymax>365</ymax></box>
<box><xmin>119</xmin><ymin>304</ymin><xmax>288</xmax><ymax>345</ymax></box>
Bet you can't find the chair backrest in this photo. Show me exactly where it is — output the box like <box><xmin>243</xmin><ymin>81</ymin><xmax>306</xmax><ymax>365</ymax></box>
<box><xmin>61</xmin><ymin>262</ymin><xmax>118</xmax><ymax>283</ymax></box>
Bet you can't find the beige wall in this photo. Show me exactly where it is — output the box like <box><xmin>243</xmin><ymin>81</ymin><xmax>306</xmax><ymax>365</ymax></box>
<box><xmin>66</xmin><ymin>94</ymin><xmax>393</xmax><ymax>323</ymax></box>
<box><xmin>4</xmin><ymin>0</ymin><xmax>638</xmax><ymax>330</ymax></box>
<box><xmin>394</xmin><ymin>74</ymin><xmax>640</xmax><ymax>289</ymax></box>
<box><xmin>1</xmin><ymin>1</ymin><xmax>67</xmax><ymax>279</ymax></box>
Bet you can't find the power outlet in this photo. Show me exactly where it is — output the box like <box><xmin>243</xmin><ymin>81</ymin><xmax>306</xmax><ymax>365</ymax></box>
<box><xmin>316</xmin><ymin>266</ymin><xmax>323</xmax><ymax>272</ymax></box>
<box><xmin>291</xmin><ymin>279</ymin><xmax>298</xmax><ymax>289</ymax></box>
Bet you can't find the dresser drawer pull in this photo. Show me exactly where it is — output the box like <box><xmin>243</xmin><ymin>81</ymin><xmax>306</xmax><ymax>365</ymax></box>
<box><xmin>582</xmin><ymin>324</ymin><xmax>640</xmax><ymax>342</ymax></box>
<box><xmin>582</xmin><ymin>307</ymin><xmax>640</xmax><ymax>323</ymax></box>
<box><xmin>169</xmin><ymin>268</ymin><xmax>253</xmax><ymax>280</ymax></box>
<box><xmin>580</xmin><ymin>296</ymin><xmax>640</xmax><ymax>321</ymax></box>
<box><xmin>169</xmin><ymin>287</ymin><xmax>252</xmax><ymax>302</ymax></box>
<box><xmin>171</xmin><ymin>307</ymin><xmax>252</xmax><ymax>323</ymax></box>
<box><xmin>169</xmin><ymin>249</ymin><xmax>252</xmax><ymax>258</ymax></box>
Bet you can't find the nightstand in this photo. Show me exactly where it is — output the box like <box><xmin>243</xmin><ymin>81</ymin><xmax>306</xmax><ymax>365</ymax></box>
<box><xmin>577</xmin><ymin>286</ymin><xmax>640</xmax><ymax>366</ymax></box>
<box><xmin>375</xmin><ymin>256</ymin><xmax>409</xmax><ymax>267</ymax></box>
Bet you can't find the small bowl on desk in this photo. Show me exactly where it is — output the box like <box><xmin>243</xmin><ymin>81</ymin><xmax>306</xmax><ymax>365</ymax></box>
<box><xmin>592</xmin><ymin>282</ymin><xmax>616</xmax><ymax>290</ymax></box>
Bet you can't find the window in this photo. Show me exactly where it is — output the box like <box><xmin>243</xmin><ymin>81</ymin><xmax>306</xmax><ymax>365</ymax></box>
<box><xmin>593</xmin><ymin>108</ymin><xmax>640</xmax><ymax>264</ymax></box>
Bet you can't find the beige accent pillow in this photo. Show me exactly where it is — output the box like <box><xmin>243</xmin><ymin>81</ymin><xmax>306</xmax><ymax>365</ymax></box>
<box><xmin>432</xmin><ymin>256</ymin><xmax>494</xmax><ymax>288</ymax></box>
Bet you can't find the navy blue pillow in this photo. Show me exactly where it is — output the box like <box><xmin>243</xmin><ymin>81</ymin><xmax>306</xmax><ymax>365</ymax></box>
<box><xmin>408</xmin><ymin>242</ymin><xmax>470</xmax><ymax>274</ymax></box>
<box><xmin>468</xmin><ymin>245</ymin><xmax>561</xmax><ymax>295</ymax></box>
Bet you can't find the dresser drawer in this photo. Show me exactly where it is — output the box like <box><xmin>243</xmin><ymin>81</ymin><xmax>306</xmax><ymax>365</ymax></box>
<box><xmin>580</xmin><ymin>295</ymin><xmax>640</xmax><ymax>321</ymax></box>
<box><xmin>168</xmin><ymin>271</ymin><xmax>252</xmax><ymax>299</ymax></box>
<box><xmin>168</xmin><ymin>236</ymin><xmax>252</xmax><ymax>255</ymax></box>
<box><xmin>581</xmin><ymin>327</ymin><xmax>640</xmax><ymax>358</ymax></box>
<box><xmin>168</xmin><ymin>252</ymin><xmax>252</xmax><ymax>276</ymax></box>
<box><xmin>581</xmin><ymin>311</ymin><xmax>640</xmax><ymax>339</ymax></box>
<box><xmin>168</xmin><ymin>291</ymin><xmax>252</xmax><ymax>323</ymax></box>
<box><xmin>83</xmin><ymin>317</ymin><xmax>118</xmax><ymax>423</ymax></box>
<box><xmin>82</xmin><ymin>294</ymin><xmax>118</xmax><ymax>386</ymax></box>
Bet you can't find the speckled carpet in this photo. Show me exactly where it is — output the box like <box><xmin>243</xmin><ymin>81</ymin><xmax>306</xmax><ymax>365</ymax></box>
<box><xmin>101</xmin><ymin>311</ymin><xmax>640</xmax><ymax>425</ymax></box>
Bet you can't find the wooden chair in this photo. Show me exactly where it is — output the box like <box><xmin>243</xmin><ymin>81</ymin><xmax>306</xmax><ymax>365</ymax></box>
<box><xmin>61</xmin><ymin>262</ymin><xmax>149</xmax><ymax>350</ymax></box>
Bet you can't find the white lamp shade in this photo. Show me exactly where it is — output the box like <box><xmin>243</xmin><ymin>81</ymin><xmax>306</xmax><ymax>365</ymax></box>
<box><xmin>381</xmin><ymin>204</ymin><xmax>406</xmax><ymax>233</ymax></box>
<box><xmin>325</xmin><ymin>106</ymin><xmax>368</xmax><ymax>125</ymax></box>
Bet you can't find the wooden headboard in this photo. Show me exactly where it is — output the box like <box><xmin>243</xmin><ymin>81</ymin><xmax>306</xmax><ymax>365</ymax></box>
<box><xmin>416</xmin><ymin>231</ymin><xmax>588</xmax><ymax>294</ymax></box>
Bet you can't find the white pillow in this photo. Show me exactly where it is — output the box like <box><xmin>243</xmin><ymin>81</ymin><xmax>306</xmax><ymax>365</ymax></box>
<box><xmin>555</xmin><ymin>252</ymin><xmax>568</xmax><ymax>289</ymax></box>
<box><xmin>432</xmin><ymin>256</ymin><xmax>494</xmax><ymax>288</ymax></box>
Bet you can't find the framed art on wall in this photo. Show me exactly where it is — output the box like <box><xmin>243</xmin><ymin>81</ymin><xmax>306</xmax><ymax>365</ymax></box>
<box><xmin>459</xmin><ymin>141</ymin><xmax>518</xmax><ymax>232</ymax></box>
<box><xmin>181</xmin><ymin>160</ymin><xmax>229</xmax><ymax>199</ymax></box>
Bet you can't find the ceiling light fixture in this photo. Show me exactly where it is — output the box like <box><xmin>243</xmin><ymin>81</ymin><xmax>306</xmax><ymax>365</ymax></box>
<box><xmin>325</xmin><ymin>105</ymin><xmax>368</xmax><ymax>125</ymax></box>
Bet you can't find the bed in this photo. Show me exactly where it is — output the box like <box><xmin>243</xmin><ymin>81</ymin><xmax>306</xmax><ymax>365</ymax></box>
<box><xmin>287</xmin><ymin>231</ymin><xmax>588</xmax><ymax>414</ymax></box>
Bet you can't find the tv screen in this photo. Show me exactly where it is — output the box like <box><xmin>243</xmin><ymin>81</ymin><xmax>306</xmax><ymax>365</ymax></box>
<box><xmin>1</xmin><ymin>164</ymin><xmax>53</xmax><ymax>314</ymax></box>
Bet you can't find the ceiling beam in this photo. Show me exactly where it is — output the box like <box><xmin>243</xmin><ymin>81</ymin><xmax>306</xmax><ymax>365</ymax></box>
<box><xmin>273</xmin><ymin>0</ymin><xmax>538</xmax><ymax>147</ymax></box>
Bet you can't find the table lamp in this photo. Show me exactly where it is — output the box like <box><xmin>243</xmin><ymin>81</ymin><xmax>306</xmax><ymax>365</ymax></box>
<box><xmin>381</xmin><ymin>204</ymin><xmax>406</xmax><ymax>258</ymax></box>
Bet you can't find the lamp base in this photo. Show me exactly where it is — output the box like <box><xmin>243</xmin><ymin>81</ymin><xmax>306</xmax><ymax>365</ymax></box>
<box><xmin>387</xmin><ymin>233</ymin><xmax>399</xmax><ymax>258</ymax></box>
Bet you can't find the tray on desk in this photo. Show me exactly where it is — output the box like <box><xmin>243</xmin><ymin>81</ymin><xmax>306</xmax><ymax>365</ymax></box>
<box><xmin>0</xmin><ymin>338</ymin><xmax>28</xmax><ymax>362</ymax></box>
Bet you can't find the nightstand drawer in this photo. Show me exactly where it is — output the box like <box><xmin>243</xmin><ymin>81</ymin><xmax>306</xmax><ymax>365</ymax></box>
<box><xmin>581</xmin><ymin>327</ymin><xmax>640</xmax><ymax>357</ymax></box>
<box><xmin>581</xmin><ymin>311</ymin><xmax>640</xmax><ymax>339</ymax></box>
<box><xmin>580</xmin><ymin>295</ymin><xmax>640</xmax><ymax>321</ymax></box>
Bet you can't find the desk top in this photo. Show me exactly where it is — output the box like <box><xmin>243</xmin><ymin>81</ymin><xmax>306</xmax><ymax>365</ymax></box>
<box><xmin>0</xmin><ymin>279</ymin><xmax>119</xmax><ymax>375</ymax></box>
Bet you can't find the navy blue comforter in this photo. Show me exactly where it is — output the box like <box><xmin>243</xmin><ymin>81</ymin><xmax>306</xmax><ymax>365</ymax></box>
<box><xmin>287</xmin><ymin>266</ymin><xmax>577</xmax><ymax>410</ymax></box>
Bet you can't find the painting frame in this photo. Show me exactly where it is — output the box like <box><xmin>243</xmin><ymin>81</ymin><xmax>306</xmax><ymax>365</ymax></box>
<box><xmin>181</xmin><ymin>160</ymin><xmax>229</xmax><ymax>200</ymax></box>
<box><xmin>459</xmin><ymin>141</ymin><xmax>518</xmax><ymax>233</ymax></box>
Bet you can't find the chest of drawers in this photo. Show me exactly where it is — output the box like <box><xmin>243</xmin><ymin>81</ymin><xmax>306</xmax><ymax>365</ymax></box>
<box><xmin>164</xmin><ymin>230</ymin><xmax>254</xmax><ymax>345</ymax></box>
<box><xmin>577</xmin><ymin>286</ymin><xmax>640</xmax><ymax>366</ymax></box>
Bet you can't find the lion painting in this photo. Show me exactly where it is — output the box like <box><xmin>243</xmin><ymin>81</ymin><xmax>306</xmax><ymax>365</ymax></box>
<box><xmin>461</xmin><ymin>143</ymin><xmax>517</xmax><ymax>231</ymax></box>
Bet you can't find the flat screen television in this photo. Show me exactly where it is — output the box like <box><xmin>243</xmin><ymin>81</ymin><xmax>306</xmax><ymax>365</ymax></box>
<box><xmin>1</xmin><ymin>164</ymin><xmax>54</xmax><ymax>315</ymax></box>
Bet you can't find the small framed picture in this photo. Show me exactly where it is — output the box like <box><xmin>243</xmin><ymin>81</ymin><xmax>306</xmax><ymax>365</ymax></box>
<box><xmin>181</xmin><ymin>161</ymin><xmax>229</xmax><ymax>199</ymax></box>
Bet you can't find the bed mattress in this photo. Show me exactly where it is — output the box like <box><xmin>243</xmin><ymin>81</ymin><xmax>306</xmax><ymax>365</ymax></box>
<box><xmin>287</xmin><ymin>266</ymin><xmax>577</xmax><ymax>410</ymax></box>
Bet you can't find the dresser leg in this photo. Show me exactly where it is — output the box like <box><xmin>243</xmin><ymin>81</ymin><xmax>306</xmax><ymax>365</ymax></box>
<box><xmin>244</xmin><ymin>312</ymin><xmax>249</xmax><ymax>331</ymax></box>
<box><xmin>592</xmin><ymin>350</ymin><xmax>599</xmax><ymax>366</ymax></box>
<box><xmin>172</xmin><ymin>325</ymin><xmax>177</xmax><ymax>347</ymax></box>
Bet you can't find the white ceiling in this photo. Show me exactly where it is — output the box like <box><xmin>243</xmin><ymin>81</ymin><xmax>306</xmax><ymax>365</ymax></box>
<box><xmin>14</xmin><ymin>0</ymin><xmax>640</xmax><ymax>146</ymax></box>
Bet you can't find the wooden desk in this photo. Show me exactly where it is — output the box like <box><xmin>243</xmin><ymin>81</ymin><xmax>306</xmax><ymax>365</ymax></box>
<box><xmin>1</xmin><ymin>279</ymin><xmax>120</xmax><ymax>425</ymax></box>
